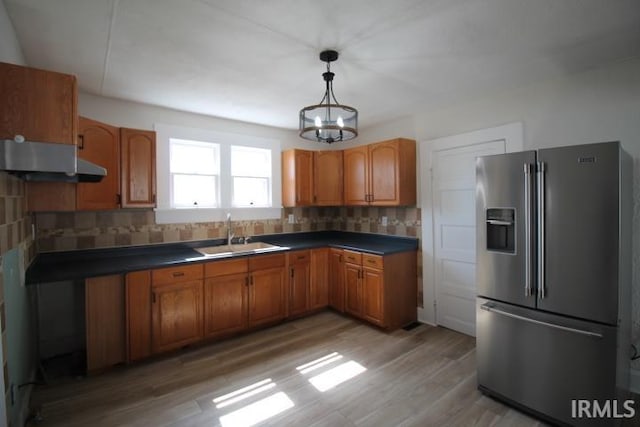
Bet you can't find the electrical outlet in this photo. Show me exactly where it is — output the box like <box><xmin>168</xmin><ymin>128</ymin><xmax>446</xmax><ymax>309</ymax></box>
<box><xmin>381</xmin><ymin>216</ymin><xmax>388</xmax><ymax>226</ymax></box>
<box><xmin>288</xmin><ymin>214</ymin><xmax>295</xmax><ymax>224</ymax></box>
<box><xmin>31</xmin><ymin>223</ymin><xmax>35</xmax><ymax>240</ymax></box>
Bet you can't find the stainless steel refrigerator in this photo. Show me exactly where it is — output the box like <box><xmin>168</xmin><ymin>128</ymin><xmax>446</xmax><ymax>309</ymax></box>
<box><xmin>475</xmin><ymin>141</ymin><xmax>632</xmax><ymax>426</ymax></box>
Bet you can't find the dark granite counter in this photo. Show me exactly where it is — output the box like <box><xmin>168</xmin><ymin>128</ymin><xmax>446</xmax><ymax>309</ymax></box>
<box><xmin>26</xmin><ymin>231</ymin><xmax>418</xmax><ymax>284</ymax></box>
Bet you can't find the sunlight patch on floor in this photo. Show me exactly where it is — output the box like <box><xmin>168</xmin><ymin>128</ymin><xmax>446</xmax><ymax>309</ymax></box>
<box><xmin>219</xmin><ymin>391</ymin><xmax>294</xmax><ymax>427</ymax></box>
<box><xmin>307</xmin><ymin>360</ymin><xmax>367</xmax><ymax>392</ymax></box>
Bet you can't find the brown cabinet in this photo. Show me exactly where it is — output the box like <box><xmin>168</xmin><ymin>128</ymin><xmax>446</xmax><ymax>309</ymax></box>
<box><xmin>125</xmin><ymin>270</ymin><xmax>152</xmax><ymax>362</ymax></box>
<box><xmin>0</xmin><ymin>61</ymin><xmax>77</xmax><ymax>145</ymax></box>
<box><xmin>343</xmin><ymin>138</ymin><xmax>416</xmax><ymax>206</ymax></box>
<box><xmin>249</xmin><ymin>253</ymin><xmax>287</xmax><ymax>327</ymax></box>
<box><xmin>328</xmin><ymin>248</ymin><xmax>345</xmax><ymax>312</ymax></box>
<box><xmin>288</xmin><ymin>250</ymin><xmax>311</xmax><ymax>317</ymax></box>
<box><xmin>151</xmin><ymin>264</ymin><xmax>204</xmax><ymax>353</ymax></box>
<box><xmin>203</xmin><ymin>253</ymin><xmax>286</xmax><ymax>337</ymax></box>
<box><xmin>85</xmin><ymin>275</ymin><xmax>125</xmax><ymax>372</ymax></box>
<box><xmin>282</xmin><ymin>149</ymin><xmax>314</xmax><ymax>207</ymax></box>
<box><xmin>313</xmin><ymin>151</ymin><xmax>343</xmax><ymax>205</ymax></box>
<box><xmin>203</xmin><ymin>259</ymin><xmax>249</xmax><ymax>338</ymax></box>
<box><xmin>282</xmin><ymin>149</ymin><xmax>343</xmax><ymax>207</ymax></box>
<box><xmin>309</xmin><ymin>248</ymin><xmax>329</xmax><ymax>309</ymax></box>
<box><xmin>342</xmin><ymin>249</ymin><xmax>417</xmax><ymax>329</ymax></box>
<box><xmin>121</xmin><ymin>127</ymin><xmax>156</xmax><ymax>208</ymax></box>
<box><xmin>77</xmin><ymin>117</ymin><xmax>120</xmax><ymax>210</ymax></box>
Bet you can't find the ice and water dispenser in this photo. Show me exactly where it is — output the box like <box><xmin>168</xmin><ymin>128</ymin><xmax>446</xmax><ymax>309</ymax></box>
<box><xmin>485</xmin><ymin>208</ymin><xmax>515</xmax><ymax>253</ymax></box>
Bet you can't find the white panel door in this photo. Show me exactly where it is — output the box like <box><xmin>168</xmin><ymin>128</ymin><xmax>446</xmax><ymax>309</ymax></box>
<box><xmin>433</xmin><ymin>140</ymin><xmax>505</xmax><ymax>336</ymax></box>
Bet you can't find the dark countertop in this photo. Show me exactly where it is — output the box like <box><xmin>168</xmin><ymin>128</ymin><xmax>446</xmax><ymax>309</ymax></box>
<box><xmin>26</xmin><ymin>231</ymin><xmax>418</xmax><ymax>285</ymax></box>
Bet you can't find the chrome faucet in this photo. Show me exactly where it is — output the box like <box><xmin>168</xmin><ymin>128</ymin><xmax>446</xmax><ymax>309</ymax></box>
<box><xmin>226</xmin><ymin>213</ymin><xmax>234</xmax><ymax>247</ymax></box>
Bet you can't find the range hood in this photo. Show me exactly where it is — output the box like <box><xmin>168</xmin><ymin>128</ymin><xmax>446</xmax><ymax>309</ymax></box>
<box><xmin>0</xmin><ymin>136</ymin><xmax>106</xmax><ymax>183</ymax></box>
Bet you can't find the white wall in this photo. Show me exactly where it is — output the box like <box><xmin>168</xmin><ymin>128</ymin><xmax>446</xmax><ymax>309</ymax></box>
<box><xmin>0</xmin><ymin>0</ymin><xmax>24</xmax><ymax>65</ymax></box>
<box><xmin>363</xmin><ymin>57</ymin><xmax>640</xmax><ymax>370</ymax></box>
<box><xmin>79</xmin><ymin>92</ymin><xmax>302</xmax><ymax>150</ymax></box>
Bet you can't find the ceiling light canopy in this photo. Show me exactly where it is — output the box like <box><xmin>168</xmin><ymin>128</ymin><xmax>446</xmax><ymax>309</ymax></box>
<box><xmin>299</xmin><ymin>50</ymin><xmax>358</xmax><ymax>144</ymax></box>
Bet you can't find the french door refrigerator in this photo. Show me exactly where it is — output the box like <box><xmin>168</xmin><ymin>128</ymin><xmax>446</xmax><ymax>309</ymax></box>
<box><xmin>475</xmin><ymin>141</ymin><xmax>632</xmax><ymax>426</ymax></box>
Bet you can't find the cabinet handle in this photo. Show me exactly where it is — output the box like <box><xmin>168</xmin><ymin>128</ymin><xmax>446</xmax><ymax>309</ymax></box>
<box><xmin>78</xmin><ymin>134</ymin><xmax>84</xmax><ymax>150</ymax></box>
<box><xmin>116</xmin><ymin>194</ymin><xmax>122</xmax><ymax>205</ymax></box>
<box><xmin>367</xmin><ymin>259</ymin><xmax>376</xmax><ymax>264</ymax></box>
<box><xmin>250</xmin><ymin>275</ymin><xmax>254</xmax><ymax>285</ymax></box>
<box><xmin>245</xmin><ymin>277</ymin><xmax>249</xmax><ymax>286</ymax></box>
<box><xmin>297</xmin><ymin>255</ymin><xmax>306</xmax><ymax>260</ymax></box>
<box><xmin>152</xmin><ymin>292</ymin><xmax>156</xmax><ymax>304</ymax></box>
<box><xmin>290</xmin><ymin>268</ymin><xmax>294</xmax><ymax>278</ymax></box>
<box><xmin>172</xmin><ymin>272</ymin><xmax>185</xmax><ymax>277</ymax></box>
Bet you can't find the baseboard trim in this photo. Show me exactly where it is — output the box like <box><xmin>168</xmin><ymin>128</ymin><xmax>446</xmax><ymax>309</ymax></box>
<box><xmin>630</xmin><ymin>369</ymin><xmax>640</xmax><ymax>394</ymax></box>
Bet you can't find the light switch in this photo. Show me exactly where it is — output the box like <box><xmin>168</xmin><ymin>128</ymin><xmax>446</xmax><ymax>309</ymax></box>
<box><xmin>381</xmin><ymin>216</ymin><xmax>388</xmax><ymax>226</ymax></box>
<box><xmin>288</xmin><ymin>214</ymin><xmax>295</xmax><ymax>224</ymax></box>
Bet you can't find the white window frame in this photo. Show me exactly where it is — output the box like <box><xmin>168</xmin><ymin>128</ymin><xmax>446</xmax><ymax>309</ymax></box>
<box><xmin>154</xmin><ymin>123</ymin><xmax>282</xmax><ymax>224</ymax></box>
<box><xmin>169</xmin><ymin>138</ymin><xmax>220</xmax><ymax>208</ymax></box>
<box><xmin>230</xmin><ymin>145</ymin><xmax>272</xmax><ymax>208</ymax></box>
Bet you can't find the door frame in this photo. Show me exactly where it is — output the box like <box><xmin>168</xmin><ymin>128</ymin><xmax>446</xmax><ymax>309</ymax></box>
<box><xmin>418</xmin><ymin>122</ymin><xmax>524</xmax><ymax>325</ymax></box>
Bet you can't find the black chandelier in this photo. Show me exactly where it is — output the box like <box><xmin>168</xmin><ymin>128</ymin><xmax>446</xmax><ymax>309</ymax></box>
<box><xmin>299</xmin><ymin>50</ymin><xmax>358</xmax><ymax>143</ymax></box>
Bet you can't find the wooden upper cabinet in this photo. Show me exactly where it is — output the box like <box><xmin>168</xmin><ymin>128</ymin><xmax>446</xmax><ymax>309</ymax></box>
<box><xmin>343</xmin><ymin>145</ymin><xmax>369</xmax><ymax>205</ymax></box>
<box><xmin>0</xmin><ymin>62</ymin><xmax>77</xmax><ymax>144</ymax></box>
<box><xmin>313</xmin><ymin>151</ymin><xmax>343</xmax><ymax>205</ymax></box>
<box><xmin>282</xmin><ymin>149</ymin><xmax>314</xmax><ymax>207</ymax></box>
<box><xmin>343</xmin><ymin>138</ymin><xmax>416</xmax><ymax>206</ymax></box>
<box><xmin>77</xmin><ymin>117</ymin><xmax>120</xmax><ymax>210</ymax></box>
<box><xmin>120</xmin><ymin>127</ymin><xmax>156</xmax><ymax>208</ymax></box>
<box><xmin>369</xmin><ymin>139</ymin><xmax>416</xmax><ymax>206</ymax></box>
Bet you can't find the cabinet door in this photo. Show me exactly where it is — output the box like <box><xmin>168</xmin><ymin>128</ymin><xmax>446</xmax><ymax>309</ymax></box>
<box><xmin>121</xmin><ymin>127</ymin><xmax>156</xmax><ymax>208</ymax></box>
<box><xmin>343</xmin><ymin>145</ymin><xmax>369</xmax><ymax>205</ymax></box>
<box><xmin>152</xmin><ymin>280</ymin><xmax>203</xmax><ymax>353</ymax></box>
<box><xmin>344</xmin><ymin>263</ymin><xmax>362</xmax><ymax>316</ymax></box>
<box><xmin>282</xmin><ymin>149</ymin><xmax>314</xmax><ymax>207</ymax></box>
<box><xmin>77</xmin><ymin>117</ymin><xmax>120</xmax><ymax>210</ymax></box>
<box><xmin>204</xmin><ymin>273</ymin><xmax>248</xmax><ymax>338</ymax></box>
<box><xmin>362</xmin><ymin>267</ymin><xmax>384</xmax><ymax>326</ymax></box>
<box><xmin>369</xmin><ymin>140</ymin><xmax>399</xmax><ymax>205</ymax></box>
<box><xmin>328</xmin><ymin>249</ymin><xmax>345</xmax><ymax>312</ymax></box>
<box><xmin>126</xmin><ymin>270</ymin><xmax>152</xmax><ymax>362</ymax></box>
<box><xmin>249</xmin><ymin>266</ymin><xmax>286</xmax><ymax>327</ymax></box>
<box><xmin>289</xmin><ymin>259</ymin><xmax>310</xmax><ymax>316</ymax></box>
<box><xmin>0</xmin><ymin>62</ymin><xmax>77</xmax><ymax>144</ymax></box>
<box><xmin>310</xmin><ymin>248</ymin><xmax>329</xmax><ymax>309</ymax></box>
<box><xmin>314</xmin><ymin>151</ymin><xmax>343</xmax><ymax>205</ymax></box>
<box><xmin>86</xmin><ymin>275</ymin><xmax>125</xmax><ymax>372</ymax></box>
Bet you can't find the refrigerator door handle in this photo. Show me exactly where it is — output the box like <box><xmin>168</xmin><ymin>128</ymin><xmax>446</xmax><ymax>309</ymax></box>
<box><xmin>480</xmin><ymin>303</ymin><xmax>603</xmax><ymax>339</ymax></box>
<box><xmin>524</xmin><ymin>163</ymin><xmax>532</xmax><ymax>297</ymax></box>
<box><xmin>537</xmin><ymin>161</ymin><xmax>546</xmax><ymax>299</ymax></box>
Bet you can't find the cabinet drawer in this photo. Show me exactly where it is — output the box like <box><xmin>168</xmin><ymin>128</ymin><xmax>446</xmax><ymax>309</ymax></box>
<box><xmin>249</xmin><ymin>253</ymin><xmax>285</xmax><ymax>270</ymax></box>
<box><xmin>343</xmin><ymin>250</ymin><xmax>362</xmax><ymax>265</ymax></box>
<box><xmin>204</xmin><ymin>258</ymin><xmax>248</xmax><ymax>278</ymax></box>
<box><xmin>362</xmin><ymin>254</ymin><xmax>383</xmax><ymax>269</ymax></box>
<box><xmin>288</xmin><ymin>250</ymin><xmax>310</xmax><ymax>265</ymax></box>
<box><xmin>152</xmin><ymin>264</ymin><xmax>203</xmax><ymax>285</ymax></box>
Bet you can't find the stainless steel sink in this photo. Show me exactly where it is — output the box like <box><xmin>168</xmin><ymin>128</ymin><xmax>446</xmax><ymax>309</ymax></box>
<box><xmin>195</xmin><ymin>242</ymin><xmax>283</xmax><ymax>257</ymax></box>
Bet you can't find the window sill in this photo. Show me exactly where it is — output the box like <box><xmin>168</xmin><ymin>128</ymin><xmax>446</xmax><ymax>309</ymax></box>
<box><xmin>154</xmin><ymin>207</ymin><xmax>282</xmax><ymax>224</ymax></box>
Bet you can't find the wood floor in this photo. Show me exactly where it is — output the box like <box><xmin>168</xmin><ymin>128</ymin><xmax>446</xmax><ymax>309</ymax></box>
<box><xmin>29</xmin><ymin>311</ymin><xmax>545</xmax><ymax>427</ymax></box>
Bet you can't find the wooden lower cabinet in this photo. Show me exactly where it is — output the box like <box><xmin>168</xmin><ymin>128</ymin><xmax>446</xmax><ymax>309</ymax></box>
<box><xmin>309</xmin><ymin>248</ymin><xmax>329</xmax><ymax>309</ymax></box>
<box><xmin>344</xmin><ymin>262</ymin><xmax>362</xmax><ymax>317</ymax></box>
<box><xmin>85</xmin><ymin>275</ymin><xmax>125</xmax><ymax>372</ymax></box>
<box><xmin>342</xmin><ymin>250</ymin><xmax>417</xmax><ymax>329</ymax></box>
<box><xmin>125</xmin><ymin>270</ymin><xmax>152</xmax><ymax>362</ymax></box>
<box><xmin>288</xmin><ymin>250</ymin><xmax>310</xmax><ymax>317</ymax></box>
<box><xmin>151</xmin><ymin>279</ymin><xmax>203</xmax><ymax>353</ymax></box>
<box><xmin>204</xmin><ymin>273</ymin><xmax>248</xmax><ymax>338</ymax></box>
<box><xmin>250</xmin><ymin>265</ymin><xmax>286</xmax><ymax>327</ymax></box>
<box><xmin>362</xmin><ymin>266</ymin><xmax>384</xmax><ymax>326</ymax></box>
<box><xmin>328</xmin><ymin>248</ymin><xmax>345</xmax><ymax>311</ymax></box>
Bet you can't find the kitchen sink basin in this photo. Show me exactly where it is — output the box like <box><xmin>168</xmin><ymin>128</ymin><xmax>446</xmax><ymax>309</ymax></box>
<box><xmin>195</xmin><ymin>242</ymin><xmax>283</xmax><ymax>257</ymax></box>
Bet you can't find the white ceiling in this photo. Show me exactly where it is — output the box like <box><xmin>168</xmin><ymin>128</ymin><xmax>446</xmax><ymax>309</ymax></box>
<box><xmin>4</xmin><ymin>0</ymin><xmax>640</xmax><ymax>131</ymax></box>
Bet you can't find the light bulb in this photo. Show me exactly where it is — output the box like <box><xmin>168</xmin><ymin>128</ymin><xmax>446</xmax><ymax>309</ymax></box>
<box><xmin>314</xmin><ymin>116</ymin><xmax>322</xmax><ymax>128</ymax></box>
<box><xmin>337</xmin><ymin>116</ymin><xmax>344</xmax><ymax>128</ymax></box>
